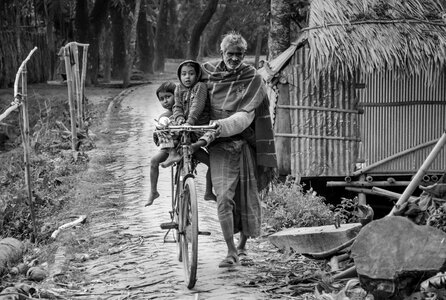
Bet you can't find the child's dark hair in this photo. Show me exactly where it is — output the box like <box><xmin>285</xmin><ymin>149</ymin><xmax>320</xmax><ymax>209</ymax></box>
<box><xmin>156</xmin><ymin>81</ymin><xmax>176</xmax><ymax>99</ymax></box>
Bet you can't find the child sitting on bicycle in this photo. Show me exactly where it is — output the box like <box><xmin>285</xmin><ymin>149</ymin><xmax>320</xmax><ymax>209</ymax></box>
<box><xmin>146</xmin><ymin>81</ymin><xmax>177</xmax><ymax>206</ymax></box>
<box><xmin>160</xmin><ymin>60</ymin><xmax>216</xmax><ymax>201</ymax></box>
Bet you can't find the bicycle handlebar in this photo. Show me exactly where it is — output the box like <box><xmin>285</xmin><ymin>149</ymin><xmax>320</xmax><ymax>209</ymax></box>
<box><xmin>155</xmin><ymin>124</ymin><xmax>218</xmax><ymax>133</ymax></box>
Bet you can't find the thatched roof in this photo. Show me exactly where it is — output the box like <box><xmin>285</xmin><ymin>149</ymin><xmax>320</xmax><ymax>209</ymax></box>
<box><xmin>302</xmin><ymin>0</ymin><xmax>446</xmax><ymax>81</ymax></box>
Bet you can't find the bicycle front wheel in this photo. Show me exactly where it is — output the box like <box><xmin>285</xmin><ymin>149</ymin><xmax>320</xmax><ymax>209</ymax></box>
<box><xmin>180</xmin><ymin>177</ymin><xmax>198</xmax><ymax>289</ymax></box>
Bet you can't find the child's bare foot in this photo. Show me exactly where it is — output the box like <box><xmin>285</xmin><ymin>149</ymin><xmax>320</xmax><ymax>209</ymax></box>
<box><xmin>204</xmin><ymin>192</ymin><xmax>217</xmax><ymax>202</ymax></box>
<box><xmin>161</xmin><ymin>150</ymin><xmax>182</xmax><ymax>168</ymax></box>
<box><xmin>145</xmin><ymin>191</ymin><xmax>160</xmax><ymax>206</ymax></box>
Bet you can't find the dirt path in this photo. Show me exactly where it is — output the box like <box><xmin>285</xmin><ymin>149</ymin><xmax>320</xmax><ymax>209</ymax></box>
<box><xmin>62</xmin><ymin>83</ymin><xmax>269</xmax><ymax>299</ymax></box>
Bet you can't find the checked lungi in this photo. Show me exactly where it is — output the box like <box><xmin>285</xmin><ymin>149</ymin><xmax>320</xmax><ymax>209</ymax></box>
<box><xmin>209</xmin><ymin>140</ymin><xmax>261</xmax><ymax>239</ymax></box>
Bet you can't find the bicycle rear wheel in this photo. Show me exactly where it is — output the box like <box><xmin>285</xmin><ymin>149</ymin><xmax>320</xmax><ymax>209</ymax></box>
<box><xmin>179</xmin><ymin>177</ymin><xmax>198</xmax><ymax>289</ymax></box>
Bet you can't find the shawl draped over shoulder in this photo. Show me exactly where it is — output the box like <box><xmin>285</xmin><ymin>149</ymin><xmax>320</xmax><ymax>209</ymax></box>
<box><xmin>201</xmin><ymin>61</ymin><xmax>277</xmax><ymax>190</ymax></box>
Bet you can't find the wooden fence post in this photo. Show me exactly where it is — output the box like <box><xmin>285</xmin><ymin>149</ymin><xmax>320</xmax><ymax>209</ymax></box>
<box><xmin>13</xmin><ymin>47</ymin><xmax>38</xmax><ymax>241</ymax></box>
<box><xmin>63</xmin><ymin>46</ymin><xmax>78</xmax><ymax>151</ymax></box>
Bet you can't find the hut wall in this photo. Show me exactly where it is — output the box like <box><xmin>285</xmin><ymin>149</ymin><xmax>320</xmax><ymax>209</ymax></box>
<box><xmin>358</xmin><ymin>71</ymin><xmax>446</xmax><ymax>175</ymax></box>
<box><xmin>277</xmin><ymin>46</ymin><xmax>360</xmax><ymax>178</ymax></box>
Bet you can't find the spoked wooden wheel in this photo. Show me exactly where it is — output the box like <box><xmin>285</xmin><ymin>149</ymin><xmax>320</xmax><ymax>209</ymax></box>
<box><xmin>179</xmin><ymin>177</ymin><xmax>198</xmax><ymax>289</ymax></box>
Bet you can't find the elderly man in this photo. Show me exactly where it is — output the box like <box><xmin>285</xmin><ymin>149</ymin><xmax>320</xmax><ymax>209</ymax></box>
<box><xmin>197</xmin><ymin>31</ymin><xmax>277</xmax><ymax>267</ymax></box>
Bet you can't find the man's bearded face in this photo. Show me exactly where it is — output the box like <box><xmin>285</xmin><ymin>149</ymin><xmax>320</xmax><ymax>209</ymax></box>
<box><xmin>222</xmin><ymin>45</ymin><xmax>245</xmax><ymax>70</ymax></box>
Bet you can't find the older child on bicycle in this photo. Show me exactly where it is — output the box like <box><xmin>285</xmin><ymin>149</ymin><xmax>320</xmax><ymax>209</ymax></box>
<box><xmin>160</xmin><ymin>60</ymin><xmax>216</xmax><ymax>201</ymax></box>
<box><xmin>146</xmin><ymin>63</ymin><xmax>217</xmax><ymax>206</ymax></box>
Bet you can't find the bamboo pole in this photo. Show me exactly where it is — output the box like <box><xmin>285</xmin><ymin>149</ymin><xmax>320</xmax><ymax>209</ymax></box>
<box><xmin>19</xmin><ymin>62</ymin><xmax>38</xmax><ymax>242</ymax></box>
<box><xmin>0</xmin><ymin>103</ymin><xmax>21</xmax><ymax>123</ymax></box>
<box><xmin>71</xmin><ymin>43</ymin><xmax>83</xmax><ymax>131</ymax></box>
<box><xmin>63</xmin><ymin>46</ymin><xmax>78</xmax><ymax>151</ymax></box>
<box><xmin>80</xmin><ymin>45</ymin><xmax>89</xmax><ymax>124</ymax></box>
<box><xmin>388</xmin><ymin>131</ymin><xmax>446</xmax><ymax>216</ymax></box>
<box><xmin>12</xmin><ymin>47</ymin><xmax>38</xmax><ymax>241</ymax></box>
<box><xmin>21</xmin><ymin>65</ymin><xmax>37</xmax><ymax>241</ymax></box>
<box><xmin>326</xmin><ymin>180</ymin><xmax>411</xmax><ymax>187</ymax></box>
<box><xmin>352</xmin><ymin>139</ymin><xmax>439</xmax><ymax>176</ymax></box>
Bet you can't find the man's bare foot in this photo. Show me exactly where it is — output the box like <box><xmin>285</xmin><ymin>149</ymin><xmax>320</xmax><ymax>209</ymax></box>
<box><xmin>204</xmin><ymin>192</ymin><xmax>217</xmax><ymax>201</ymax></box>
<box><xmin>160</xmin><ymin>151</ymin><xmax>182</xmax><ymax>168</ymax></box>
<box><xmin>145</xmin><ymin>191</ymin><xmax>160</xmax><ymax>206</ymax></box>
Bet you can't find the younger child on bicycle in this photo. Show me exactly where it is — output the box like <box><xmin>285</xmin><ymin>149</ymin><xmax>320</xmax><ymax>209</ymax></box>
<box><xmin>146</xmin><ymin>81</ymin><xmax>177</xmax><ymax>206</ymax></box>
<box><xmin>160</xmin><ymin>60</ymin><xmax>217</xmax><ymax>201</ymax></box>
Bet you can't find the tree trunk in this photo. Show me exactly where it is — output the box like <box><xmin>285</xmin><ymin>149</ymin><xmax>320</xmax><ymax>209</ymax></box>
<box><xmin>268</xmin><ymin>0</ymin><xmax>291</xmax><ymax>59</ymax></box>
<box><xmin>123</xmin><ymin>0</ymin><xmax>141</xmax><ymax>88</ymax></box>
<box><xmin>110</xmin><ymin>4</ymin><xmax>126</xmax><ymax>79</ymax></box>
<box><xmin>137</xmin><ymin>0</ymin><xmax>152</xmax><ymax>73</ymax></box>
<box><xmin>87</xmin><ymin>0</ymin><xmax>109</xmax><ymax>85</ymax></box>
<box><xmin>153</xmin><ymin>0</ymin><xmax>169</xmax><ymax>72</ymax></box>
<box><xmin>75</xmin><ymin>0</ymin><xmax>89</xmax><ymax>43</ymax></box>
<box><xmin>103</xmin><ymin>16</ymin><xmax>112</xmax><ymax>83</ymax></box>
<box><xmin>166</xmin><ymin>0</ymin><xmax>178</xmax><ymax>58</ymax></box>
<box><xmin>44</xmin><ymin>2</ymin><xmax>56</xmax><ymax>80</ymax></box>
<box><xmin>205</xmin><ymin>3</ymin><xmax>231</xmax><ymax>55</ymax></box>
<box><xmin>186</xmin><ymin>0</ymin><xmax>219</xmax><ymax>60</ymax></box>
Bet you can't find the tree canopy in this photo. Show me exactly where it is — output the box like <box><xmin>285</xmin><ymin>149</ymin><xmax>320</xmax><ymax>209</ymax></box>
<box><xmin>0</xmin><ymin>0</ymin><xmax>304</xmax><ymax>87</ymax></box>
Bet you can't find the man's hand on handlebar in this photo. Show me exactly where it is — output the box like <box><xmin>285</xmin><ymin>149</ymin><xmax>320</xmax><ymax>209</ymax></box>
<box><xmin>209</xmin><ymin>120</ymin><xmax>222</xmax><ymax>137</ymax></box>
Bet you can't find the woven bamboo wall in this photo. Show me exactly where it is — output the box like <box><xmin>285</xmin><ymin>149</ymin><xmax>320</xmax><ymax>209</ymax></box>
<box><xmin>358</xmin><ymin>71</ymin><xmax>446</xmax><ymax>175</ymax></box>
<box><xmin>277</xmin><ymin>46</ymin><xmax>361</xmax><ymax>177</ymax></box>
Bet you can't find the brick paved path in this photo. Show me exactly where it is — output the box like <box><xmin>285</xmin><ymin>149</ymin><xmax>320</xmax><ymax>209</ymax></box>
<box><xmin>73</xmin><ymin>84</ymin><xmax>268</xmax><ymax>300</ymax></box>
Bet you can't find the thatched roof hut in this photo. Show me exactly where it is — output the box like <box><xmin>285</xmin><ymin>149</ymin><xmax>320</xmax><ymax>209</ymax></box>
<box><xmin>260</xmin><ymin>0</ymin><xmax>446</xmax><ymax>182</ymax></box>
<box><xmin>264</xmin><ymin>0</ymin><xmax>446</xmax><ymax>83</ymax></box>
<box><xmin>306</xmin><ymin>0</ymin><xmax>446</xmax><ymax>81</ymax></box>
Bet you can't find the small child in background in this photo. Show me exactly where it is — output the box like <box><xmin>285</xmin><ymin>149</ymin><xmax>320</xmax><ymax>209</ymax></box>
<box><xmin>146</xmin><ymin>81</ymin><xmax>177</xmax><ymax>206</ymax></box>
<box><xmin>160</xmin><ymin>60</ymin><xmax>217</xmax><ymax>201</ymax></box>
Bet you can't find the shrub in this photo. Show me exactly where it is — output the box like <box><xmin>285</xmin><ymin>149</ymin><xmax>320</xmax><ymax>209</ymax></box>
<box><xmin>262</xmin><ymin>176</ymin><xmax>335</xmax><ymax>232</ymax></box>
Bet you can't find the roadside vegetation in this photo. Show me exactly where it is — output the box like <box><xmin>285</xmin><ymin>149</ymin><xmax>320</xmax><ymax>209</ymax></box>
<box><xmin>262</xmin><ymin>176</ymin><xmax>336</xmax><ymax>232</ymax></box>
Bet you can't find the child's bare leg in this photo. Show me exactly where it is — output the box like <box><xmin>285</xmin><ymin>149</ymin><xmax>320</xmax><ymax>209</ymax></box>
<box><xmin>146</xmin><ymin>150</ymin><xmax>168</xmax><ymax>206</ymax></box>
<box><xmin>160</xmin><ymin>148</ymin><xmax>182</xmax><ymax>168</ymax></box>
<box><xmin>193</xmin><ymin>148</ymin><xmax>217</xmax><ymax>201</ymax></box>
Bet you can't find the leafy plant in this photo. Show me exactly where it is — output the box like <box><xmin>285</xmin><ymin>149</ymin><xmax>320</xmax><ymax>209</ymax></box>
<box><xmin>262</xmin><ymin>176</ymin><xmax>335</xmax><ymax>232</ymax></box>
<box><xmin>333</xmin><ymin>197</ymin><xmax>361</xmax><ymax>224</ymax></box>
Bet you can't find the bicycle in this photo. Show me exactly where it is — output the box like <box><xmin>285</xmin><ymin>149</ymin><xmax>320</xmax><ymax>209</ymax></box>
<box><xmin>157</xmin><ymin>123</ymin><xmax>217</xmax><ymax>289</ymax></box>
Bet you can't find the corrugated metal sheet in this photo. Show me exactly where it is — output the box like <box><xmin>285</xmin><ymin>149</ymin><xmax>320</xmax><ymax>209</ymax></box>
<box><xmin>358</xmin><ymin>71</ymin><xmax>446</xmax><ymax>174</ymax></box>
<box><xmin>278</xmin><ymin>46</ymin><xmax>360</xmax><ymax>177</ymax></box>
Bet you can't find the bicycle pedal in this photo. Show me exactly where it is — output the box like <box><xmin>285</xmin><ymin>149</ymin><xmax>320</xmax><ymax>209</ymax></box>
<box><xmin>160</xmin><ymin>222</ymin><xmax>178</xmax><ymax>230</ymax></box>
<box><xmin>198</xmin><ymin>231</ymin><xmax>211</xmax><ymax>236</ymax></box>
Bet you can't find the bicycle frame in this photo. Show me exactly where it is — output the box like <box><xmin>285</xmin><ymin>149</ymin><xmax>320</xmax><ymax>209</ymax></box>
<box><xmin>162</xmin><ymin>124</ymin><xmax>217</xmax><ymax>231</ymax></box>
<box><xmin>158</xmin><ymin>124</ymin><xmax>217</xmax><ymax>289</ymax></box>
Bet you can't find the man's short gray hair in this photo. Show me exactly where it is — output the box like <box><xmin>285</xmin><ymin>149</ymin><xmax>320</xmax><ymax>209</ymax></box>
<box><xmin>220</xmin><ymin>31</ymin><xmax>248</xmax><ymax>52</ymax></box>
